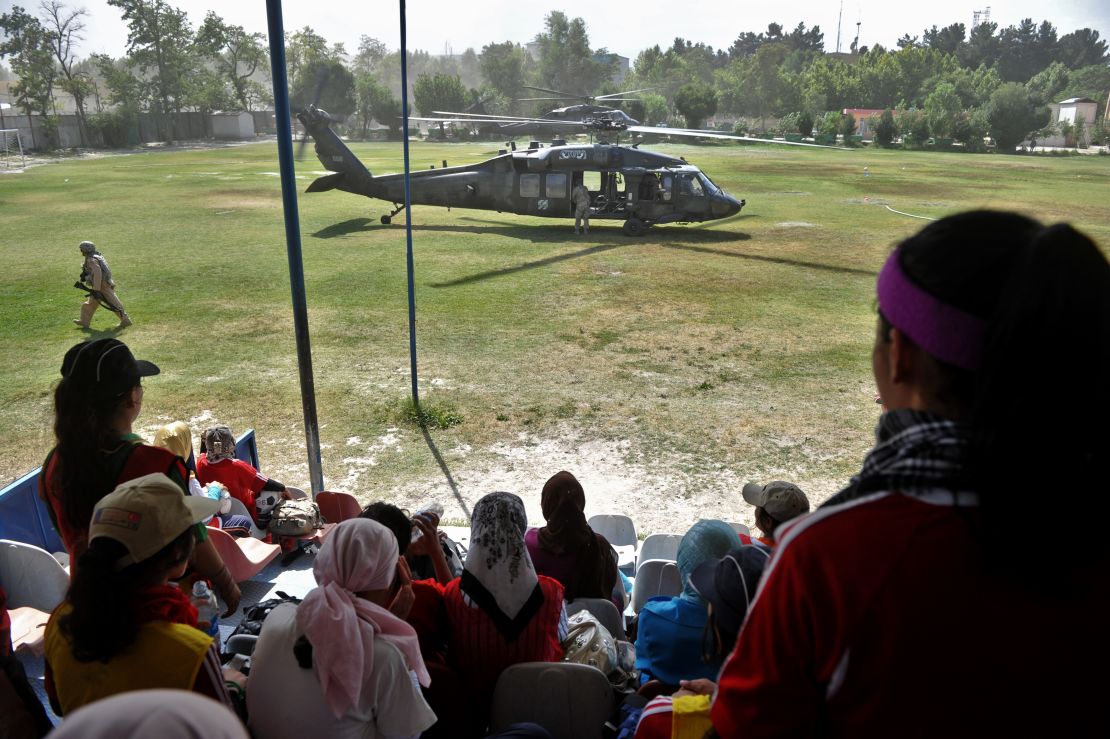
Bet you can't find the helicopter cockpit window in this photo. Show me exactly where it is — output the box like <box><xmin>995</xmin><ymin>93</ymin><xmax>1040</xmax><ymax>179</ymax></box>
<box><xmin>519</xmin><ymin>174</ymin><xmax>541</xmax><ymax>198</ymax></box>
<box><xmin>679</xmin><ymin>174</ymin><xmax>705</xmax><ymax>197</ymax></box>
<box><xmin>697</xmin><ymin>173</ymin><xmax>721</xmax><ymax>195</ymax></box>
<box><xmin>545</xmin><ymin>173</ymin><xmax>567</xmax><ymax>198</ymax></box>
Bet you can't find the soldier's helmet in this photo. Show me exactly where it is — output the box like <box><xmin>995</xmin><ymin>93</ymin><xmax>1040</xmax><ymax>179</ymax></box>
<box><xmin>79</xmin><ymin>241</ymin><xmax>96</xmax><ymax>255</ymax></box>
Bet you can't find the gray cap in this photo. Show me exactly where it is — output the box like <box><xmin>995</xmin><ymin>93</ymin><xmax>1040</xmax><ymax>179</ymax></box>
<box><xmin>79</xmin><ymin>241</ymin><xmax>96</xmax><ymax>254</ymax></box>
<box><xmin>742</xmin><ymin>480</ymin><xmax>810</xmax><ymax>523</ymax></box>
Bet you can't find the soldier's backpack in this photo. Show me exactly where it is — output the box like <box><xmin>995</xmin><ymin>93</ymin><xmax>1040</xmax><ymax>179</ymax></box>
<box><xmin>268</xmin><ymin>499</ymin><xmax>323</xmax><ymax>537</ymax></box>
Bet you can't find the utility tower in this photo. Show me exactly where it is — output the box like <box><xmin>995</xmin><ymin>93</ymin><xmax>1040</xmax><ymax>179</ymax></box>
<box><xmin>972</xmin><ymin>6</ymin><xmax>991</xmax><ymax>28</ymax></box>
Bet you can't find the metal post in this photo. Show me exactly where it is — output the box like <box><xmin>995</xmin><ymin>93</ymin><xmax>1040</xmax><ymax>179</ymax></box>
<box><xmin>264</xmin><ymin>0</ymin><xmax>324</xmax><ymax>495</ymax></box>
<box><xmin>399</xmin><ymin>0</ymin><xmax>421</xmax><ymax>409</ymax></box>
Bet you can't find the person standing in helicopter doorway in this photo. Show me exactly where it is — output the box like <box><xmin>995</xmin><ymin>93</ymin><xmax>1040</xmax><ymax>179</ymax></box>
<box><xmin>75</xmin><ymin>241</ymin><xmax>132</xmax><ymax>329</ymax></box>
<box><xmin>572</xmin><ymin>183</ymin><xmax>591</xmax><ymax>236</ymax></box>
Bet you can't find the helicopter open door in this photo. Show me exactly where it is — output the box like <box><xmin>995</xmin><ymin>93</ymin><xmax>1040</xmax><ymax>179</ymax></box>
<box><xmin>675</xmin><ymin>173</ymin><xmax>710</xmax><ymax>218</ymax></box>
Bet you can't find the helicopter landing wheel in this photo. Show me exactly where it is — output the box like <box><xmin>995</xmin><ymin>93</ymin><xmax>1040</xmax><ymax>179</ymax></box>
<box><xmin>381</xmin><ymin>215</ymin><xmax>391</xmax><ymax>225</ymax></box>
<box><xmin>622</xmin><ymin>217</ymin><xmax>649</xmax><ymax>237</ymax></box>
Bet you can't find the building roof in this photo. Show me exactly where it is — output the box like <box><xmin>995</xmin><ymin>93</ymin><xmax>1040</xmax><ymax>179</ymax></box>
<box><xmin>1059</xmin><ymin>97</ymin><xmax>1097</xmax><ymax>105</ymax></box>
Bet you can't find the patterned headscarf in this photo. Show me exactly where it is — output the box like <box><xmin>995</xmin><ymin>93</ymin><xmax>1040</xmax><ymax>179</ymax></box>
<box><xmin>461</xmin><ymin>492</ymin><xmax>544</xmax><ymax>640</ymax></box>
<box><xmin>676</xmin><ymin>519</ymin><xmax>738</xmax><ymax>599</ymax></box>
<box><xmin>297</xmin><ymin>519</ymin><xmax>430</xmax><ymax>718</ymax></box>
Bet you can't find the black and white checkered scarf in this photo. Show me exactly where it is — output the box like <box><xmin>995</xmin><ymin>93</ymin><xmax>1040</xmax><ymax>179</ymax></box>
<box><xmin>822</xmin><ymin>408</ymin><xmax>974</xmax><ymax>508</ymax></box>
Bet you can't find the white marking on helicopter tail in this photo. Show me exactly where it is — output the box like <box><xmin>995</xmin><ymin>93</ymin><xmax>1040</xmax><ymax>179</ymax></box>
<box><xmin>775</xmin><ymin>221</ymin><xmax>817</xmax><ymax>228</ymax></box>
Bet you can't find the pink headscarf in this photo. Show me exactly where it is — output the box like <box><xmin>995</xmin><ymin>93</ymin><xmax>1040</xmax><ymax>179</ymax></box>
<box><xmin>296</xmin><ymin>518</ymin><xmax>430</xmax><ymax>718</ymax></box>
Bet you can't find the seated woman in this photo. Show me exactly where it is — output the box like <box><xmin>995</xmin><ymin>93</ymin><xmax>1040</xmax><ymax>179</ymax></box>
<box><xmin>634</xmin><ymin>543</ymin><xmax>771</xmax><ymax>739</ymax></box>
<box><xmin>195</xmin><ymin>425</ymin><xmax>288</xmax><ymax>526</ymax></box>
<box><xmin>43</xmin><ymin>473</ymin><xmax>235</xmax><ymax>716</ymax></box>
<box><xmin>444</xmin><ymin>492</ymin><xmax>567</xmax><ymax>735</ymax></box>
<box><xmin>40</xmin><ymin>338</ymin><xmax>239</xmax><ymax>614</ymax></box>
<box><xmin>248</xmin><ymin>518</ymin><xmax>436</xmax><ymax>739</ymax></box>
<box><xmin>634</xmin><ymin>519</ymin><xmax>737</xmax><ymax>686</ymax></box>
<box><xmin>525</xmin><ymin>471</ymin><xmax>619</xmax><ymax>605</ymax></box>
<box><xmin>153</xmin><ymin>421</ymin><xmax>254</xmax><ymax>538</ymax></box>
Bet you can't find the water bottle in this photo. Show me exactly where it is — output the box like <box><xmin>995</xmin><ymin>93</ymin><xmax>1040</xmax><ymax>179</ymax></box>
<box><xmin>191</xmin><ymin>580</ymin><xmax>220</xmax><ymax>639</ymax></box>
<box><xmin>410</xmin><ymin>502</ymin><xmax>445</xmax><ymax>543</ymax></box>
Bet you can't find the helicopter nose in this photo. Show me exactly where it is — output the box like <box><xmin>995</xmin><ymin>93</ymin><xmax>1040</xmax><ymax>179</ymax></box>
<box><xmin>712</xmin><ymin>195</ymin><xmax>745</xmax><ymax>218</ymax></box>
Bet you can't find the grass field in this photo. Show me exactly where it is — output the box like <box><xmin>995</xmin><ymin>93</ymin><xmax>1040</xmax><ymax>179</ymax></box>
<box><xmin>3</xmin><ymin>139</ymin><xmax>1108</xmax><ymax>532</ymax></box>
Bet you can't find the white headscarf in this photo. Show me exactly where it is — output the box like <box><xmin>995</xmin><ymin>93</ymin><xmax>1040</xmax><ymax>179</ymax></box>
<box><xmin>48</xmin><ymin>690</ymin><xmax>248</xmax><ymax>739</ymax></box>
<box><xmin>296</xmin><ymin>518</ymin><xmax>430</xmax><ymax>718</ymax></box>
<box><xmin>461</xmin><ymin>492</ymin><xmax>544</xmax><ymax>640</ymax></box>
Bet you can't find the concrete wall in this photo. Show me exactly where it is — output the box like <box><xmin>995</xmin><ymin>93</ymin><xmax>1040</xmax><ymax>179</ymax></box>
<box><xmin>0</xmin><ymin>110</ymin><xmax>274</xmax><ymax>150</ymax></box>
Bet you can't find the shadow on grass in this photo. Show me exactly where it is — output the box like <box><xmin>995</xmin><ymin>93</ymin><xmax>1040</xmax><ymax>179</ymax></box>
<box><xmin>660</xmin><ymin>243</ymin><xmax>878</xmax><ymax>277</ymax></box>
<box><xmin>313</xmin><ymin>216</ymin><xmax>748</xmax><ymax>245</ymax></box>
<box><xmin>429</xmin><ymin>243</ymin><xmax>625</xmax><ymax>287</ymax></box>
<box><xmin>420</xmin><ymin>425</ymin><xmax>471</xmax><ymax>520</ymax></box>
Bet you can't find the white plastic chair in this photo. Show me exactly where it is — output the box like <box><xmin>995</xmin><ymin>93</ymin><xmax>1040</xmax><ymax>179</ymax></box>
<box><xmin>490</xmin><ymin>662</ymin><xmax>615</xmax><ymax>739</ymax></box>
<box><xmin>0</xmin><ymin>539</ymin><xmax>71</xmax><ymax>654</ymax></box>
<box><xmin>631</xmin><ymin>559</ymin><xmax>682</xmax><ymax>614</ymax></box>
<box><xmin>636</xmin><ymin>533</ymin><xmax>682</xmax><ymax>572</ymax></box>
<box><xmin>567</xmin><ymin>597</ymin><xmax>625</xmax><ymax>639</ymax></box>
<box><xmin>588</xmin><ymin>514</ymin><xmax>637</xmax><ymax>574</ymax></box>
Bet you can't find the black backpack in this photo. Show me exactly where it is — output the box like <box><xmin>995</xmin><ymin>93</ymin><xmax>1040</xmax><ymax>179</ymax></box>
<box><xmin>228</xmin><ymin>591</ymin><xmax>302</xmax><ymax>640</ymax></box>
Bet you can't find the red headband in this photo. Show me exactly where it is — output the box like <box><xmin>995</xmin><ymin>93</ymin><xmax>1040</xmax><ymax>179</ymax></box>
<box><xmin>876</xmin><ymin>248</ymin><xmax>986</xmax><ymax>371</ymax></box>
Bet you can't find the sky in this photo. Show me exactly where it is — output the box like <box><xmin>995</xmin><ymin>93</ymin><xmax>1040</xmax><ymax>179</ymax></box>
<box><xmin>15</xmin><ymin>0</ymin><xmax>1110</xmax><ymax>64</ymax></box>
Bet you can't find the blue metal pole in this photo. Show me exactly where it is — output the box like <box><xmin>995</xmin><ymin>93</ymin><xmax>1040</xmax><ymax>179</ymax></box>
<box><xmin>264</xmin><ymin>0</ymin><xmax>324</xmax><ymax>494</ymax></box>
<box><xmin>399</xmin><ymin>0</ymin><xmax>421</xmax><ymax>409</ymax></box>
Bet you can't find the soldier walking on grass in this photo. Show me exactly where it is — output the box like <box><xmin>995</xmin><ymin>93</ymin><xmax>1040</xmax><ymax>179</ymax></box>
<box><xmin>74</xmin><ymin>241</ymin><xmax>132</xmax><ymax>329</ymax></box>
<box><xmin>572</xmin><ymin>183</ymin><xmax>591</xmax><ymax>236</ymax></box>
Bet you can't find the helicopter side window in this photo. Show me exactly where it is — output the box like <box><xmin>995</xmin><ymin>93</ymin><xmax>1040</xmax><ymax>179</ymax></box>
<box><xmin>545</xmin><ymin>173</ymin><xmax>568</xmax><ymax>199</ymax></box>
<box><xmin>679</xmin><ymin>174</ymin><xmax>704</xmax><ymax>197</ymax></box>
<box><xmin>519</xmin><ymin>174</ymin><xmax>541</xmax><ymax>198</ymax></box>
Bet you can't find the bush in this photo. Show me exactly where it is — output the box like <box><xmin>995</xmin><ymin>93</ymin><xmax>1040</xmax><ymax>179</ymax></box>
<box><xmin>88</xmin><ymin>111</ymin><xmax>134</xmax><ymax>149</ymax></box>
<box><xmin>839</xmin><ymin>113</ymin><xmax>857</xmax><ymax>143</ymax></box>
<box><xmin>797</xmin><ymin>111</ymin><xmax>814</xmax><ymax>138</ymax></box>
<box><xmin>817</xmin><ymin>111</ymin><xmax>842</xmax><ymax>136</ymax></box>
<box><xmin>875</xmin><ymin>109</ymin><xmax>896</xmax><ymax>147</ymax></box>
<box><xmin>732</xmin><ymin>120</ymin><xmax>750</xmax><ymax>136</ymax></box>
<box><xmin>776</xmin><ymin>112</ymin><xmax>800</xmax><ymax>135</ymax></box>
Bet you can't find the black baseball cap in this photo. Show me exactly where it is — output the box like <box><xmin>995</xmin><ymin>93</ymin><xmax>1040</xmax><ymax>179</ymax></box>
<box><xmin>688</xmin><ymin>543</ymin><xmax>772</xmax><ymax>649</ymax></box>
<box><xmin>60</xmin><ymin>339</ymin><xmax>160</xmax><ymax>396</ymax></box>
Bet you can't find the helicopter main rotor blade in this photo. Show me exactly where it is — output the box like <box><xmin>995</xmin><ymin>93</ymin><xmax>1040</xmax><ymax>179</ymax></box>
<box><xmin>522</xmin><ymin>85</ymin><xmax>581</xmax><ymax>97</ymax></box>
<box><xmin>411</xmin><ymin>115</ymin><xmax>595</xmax><ymax>128</ymax></box>
<box><xmin>628</xmin><ymin>125</ymin><xmax>851</xmax><ymax>149</ymax></box>
<box><xmin>594</xmin><ymin>88</ymin><xmax>655</xmax><ymax>99</ymax></box>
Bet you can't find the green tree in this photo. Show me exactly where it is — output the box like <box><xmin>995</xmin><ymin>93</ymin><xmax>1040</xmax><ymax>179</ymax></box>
<box><xmin>953</xmin><ymin>108</ymin><xmax>990</xmax><ymax>151</ymax></box>
<box><xmin>479</xmin><ymin>41</ymin><xmax>526</xmax><ymax>111</ymax></box>
<box><xmin>796</xmin><ymin>110</ymin><xmax>814</xmax><ymax>137</ymax></box>
<box><xmin>987</xmin><ymin>82</ymin><xmax>1047</xmax><ymax>151</ymax></box>
<box><xmin>1057</xmin><ymin>28</ymin><xmax>1108</xmax><ymax>69</ymax></box>
<box><xmin>875</xmin><ymin>108</ymin><xmax>896</xmax><ymax>146</ymax></box>
<box><xmin>40</xmin><ymin>1</ymin><xmax>93</xmax><ymax>145</ymax></box>
<box><xmin>533</xmin><ymin>11</ymin><xmax>608</xmax><ymax>95</ymax></box>
<box><xmin>195</xmin><ymin>12</ymin><xmax>269</xmax><ymax>111</ymax></box>
<box><xmin>639</xmin><ymin>91</ymin><xmax>669</xmax><ymax>124</ymax></box>
<box><xmin>285</xmin><ymin>26</ymin><xmax>329</xmax><ymax>97</ymax></box>
<box><xmin>1058</xmin><ymin>65</ymin><xmax>1110</xmax><ymax>110</ymax></box>
<box><xmin>839</xmin><ymin>111</ymin><xmax>857</xmax><ymax>142</ymax></box>
<box><xmin>924</xmin><ymin>81</ymin><xmax>961</xmax><ymax>137</ymax></box>
<box><xmin>923</xmin><ymin>23</ymin><xmax>966</xmax><ymax>55</ymax></box>
<box><xmin>292</xmin><ymin>58</ymin><xmax>354</xmax><ymax>119</ymax></box>
<box><xmin>413</xmin><ymin>72</ymin><xmax>466</xmax><ymax>137</ymax></box>
<box><xmin>0</xmin><ymin>5</ymin><xmax>58</xmax><ymax>148</ymax></box>
<box><xmin>107</xmin><ymin>0</ymin><xmax>195</xmax><ymax>142</ymax></box>
<box><xmin>673</xmin><ymin>82</ymin><xmax>716</xmax><ymax>129</ymax></box>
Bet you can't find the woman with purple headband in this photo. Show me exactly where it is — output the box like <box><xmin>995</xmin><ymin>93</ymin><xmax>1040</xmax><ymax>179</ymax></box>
<box><xmin>710</xmin><ymin>211</ymin><xmax>1109</xmax><ymax>737</ymax></box>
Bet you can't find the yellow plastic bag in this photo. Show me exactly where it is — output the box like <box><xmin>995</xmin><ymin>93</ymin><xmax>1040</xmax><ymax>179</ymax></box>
<box><xmin>671</xmin><ymin>693</ymin><xmax>712</xmax><ymax>739</ymax></box>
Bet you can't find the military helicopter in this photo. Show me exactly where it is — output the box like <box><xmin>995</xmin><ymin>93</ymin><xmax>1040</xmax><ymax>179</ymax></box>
<box><xmin>411</xmin><ymin>86</ymin><xmax>646</xmax><ymax>138</ymax></box>
<box><xmin>297</xmin><ymin>105</ymin><xmax>744</xmax><ymax>236</ymax></box>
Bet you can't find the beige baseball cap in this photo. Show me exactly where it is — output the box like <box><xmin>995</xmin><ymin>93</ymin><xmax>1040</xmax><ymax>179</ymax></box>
<box><xmin>90</xmin><ymin>473</ymin><xmax>219</xmax><ymax>569</ymax></box>
<box><xmin>742</xmin><ymin>480</ymin><xmax>810</xmax><ymax>523</ymax></box>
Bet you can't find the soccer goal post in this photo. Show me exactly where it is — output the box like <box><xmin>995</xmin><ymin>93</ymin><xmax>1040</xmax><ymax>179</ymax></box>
<box><xmin>0</xmin><ymin>129</ymin><xmax>26</xmax><ymax>171</ymax></box>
